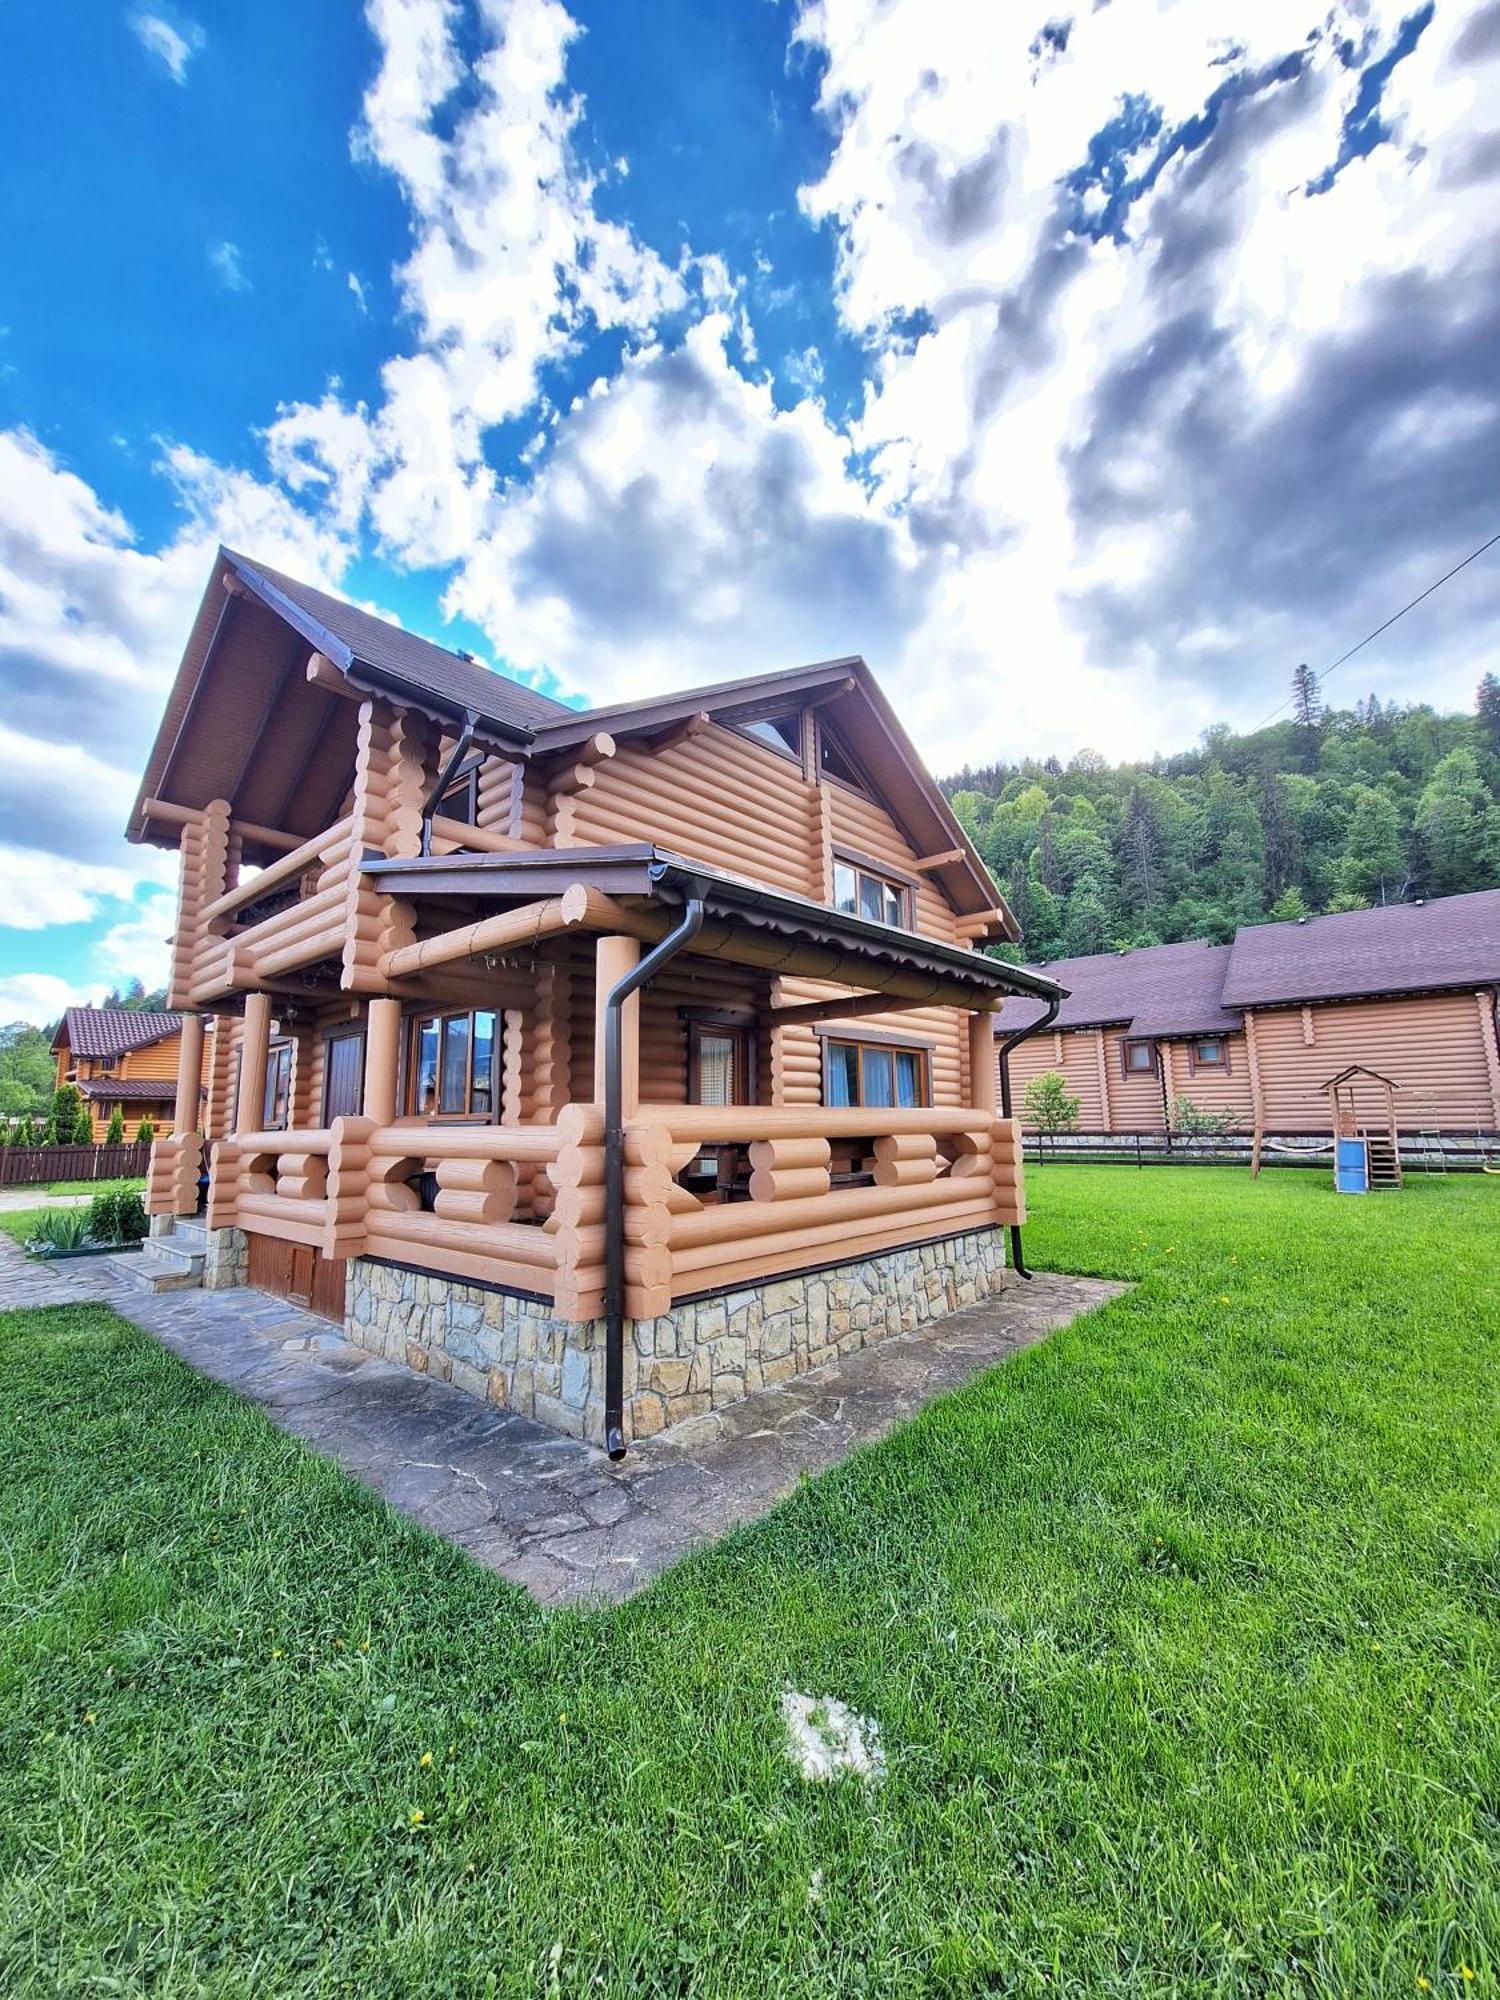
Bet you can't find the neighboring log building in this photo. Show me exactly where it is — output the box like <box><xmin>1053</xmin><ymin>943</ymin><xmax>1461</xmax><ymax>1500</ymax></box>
<box><xmin>996</xmin><ymin>891</ymin><xmax>1500</xmax><ymax>1156</ymax></box>
<box><xmin>51</xmin><ymin>1006</ymin><xmax>208</xmax><ymax>1141</ymax></box>
<box><xmin>131</xmin><ymin>549</ymin><xmax>1061</xmax><ymax>1453</ymax></box>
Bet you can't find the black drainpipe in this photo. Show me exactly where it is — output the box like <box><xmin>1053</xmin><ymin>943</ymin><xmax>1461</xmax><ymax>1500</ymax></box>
<box><xmin>603</xmin><ymin>891</ymin><xmax>707</xmax><ymax>1459</ymax></box>
<box><xmin>419</xmin><ymin>709</ymin><xmax>480</xmax><ymax>856</ymax></box>
<box><xmin>995</xmin><ymin>992</ymin><xmax>1061</xmax><ymax>1281</ymax></box>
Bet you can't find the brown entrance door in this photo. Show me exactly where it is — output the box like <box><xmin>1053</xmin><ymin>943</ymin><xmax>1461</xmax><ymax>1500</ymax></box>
<box><xmin>323</xmin><ymin>1031</ymin><xmax>365</xmax><ymax>1123</ymax></box>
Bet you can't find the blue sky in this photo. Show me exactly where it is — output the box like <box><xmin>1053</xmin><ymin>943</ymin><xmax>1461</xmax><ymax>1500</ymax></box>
<box><xmin>1</xmin><ymin>0</ymin><xmax>1498</xmax><ymax>1021</ymax></box>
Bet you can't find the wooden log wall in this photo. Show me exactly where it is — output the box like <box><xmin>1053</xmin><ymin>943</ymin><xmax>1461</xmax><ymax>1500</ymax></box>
<box><xmin>558</xmin><ymin>725</ymin><xmax>822</xmax><ymax>897</ymax></box>
<box><xmin>1250</xmin><ymin>992</ymin><xmax>1500</xmax><ymax>1132</ymax></box>
<box><xmin>170</xmin><ymin>799</ymin><xmax>232</xmax><ymax>1010</ymax></box>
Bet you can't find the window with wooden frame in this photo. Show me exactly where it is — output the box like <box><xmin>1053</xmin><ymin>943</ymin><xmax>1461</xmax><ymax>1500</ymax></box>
<box><xmin>816</xmin><ymin>720</ymin><xmax>869</xmax><ymax>794</ymax></box>
<box><xmin>823</xmin><ymin>1037</ymin><xmax>930</xmax><ymax>1109</ymax></box>
<box><xmin>736</xmin><ymin>712</ymin><xmax>801</xmax><ymax>760</ymax></box>
<box><xmin>1190</xmin><ymin>1036</ymin><xmax>1228</xmax><ymax>1071</ymax></box>
<box><xmin>832</xmin><ymin>855</ymin><xmax>910</xmax><ymax>928</ymax></box>
<box><xmin>687</xmin><ymin>1021</ymin><xmax>752</xmax><ymax>1106</ymax></box>
<box><xmin>407</xmin><ymin>1008</ymin><xmax>497</xmax><ymax>1119</ymax></box>
<box><xmin>437</xmin><ymin>761</ymin><xmax>480</xmax><ymax>826</ymax></box>
<box><xmin>1122</xmin><ymin>1038</ymin><xmax>1158</xmax><ymax>1078</ymax></box>
<box><xmin>262</xmin><ymin>1041</ymin><xmax>293</xmax><ymax>1131</ymax></box>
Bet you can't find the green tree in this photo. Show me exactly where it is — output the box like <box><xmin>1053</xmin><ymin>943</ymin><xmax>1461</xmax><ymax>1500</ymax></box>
<box><xmin>104</xmin><ymin>1104</ymin><xmax>126</xmax><ymax>1145</ymax></box>
<box><xmin>46</xmin><ymin>1083</ymin><xmax>91</xmax><ymax>1146</ymax></box>
<box><xmin>1021</xmin><ymin>1071</ymin><xmax>1081</xmax><ymax>1138</ymax></box>
<box><xmin>1415</xmin><ymin>748</ymin><xmax>1486</xmax><ymax>894</ymax></box>
<box><xmin>1266</xmin><ymin>885</ymin><xmax>1310</xmax><ymax>922</ymax></box>
<box><xmin>1477</xmin><ymin>672</ymin><xmax>1500</xmax><ymax>758</ymax></box>
<box><xmin>135</xmin><ymin>1116</ymin><xmax>157</xmax><ymax>1145</ymax></box>
<box><xmin>1338</xmin><ymin>785</ymin><xmax>1406</xmax><ymax>902</ymax></box>
<box><xmin>0</xmin><ymin>1023</ymin><xmax>56</xmax><ymax>1119</ymax></box>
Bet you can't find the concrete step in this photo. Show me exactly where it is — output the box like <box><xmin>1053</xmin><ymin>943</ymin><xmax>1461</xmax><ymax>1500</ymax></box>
<box><xmin>164</xmin><ymin>1219</ymin><xmax>209</xmax><ymax>1254</ymax></box>
<box><xmin>112</xmin><ymin>1236</ymin><xmax>207</xmax><ymax>1291</ymax></box>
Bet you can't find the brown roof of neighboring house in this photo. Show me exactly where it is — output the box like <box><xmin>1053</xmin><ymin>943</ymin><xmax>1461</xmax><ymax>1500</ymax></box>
<box><xmin>225</xmin><ymin>551</ymin><xmax>573</xmax><ymax>739</ymax></box>
<box><xmin>77</xmin><ymin>1076</ymin><xmax>181</xmax><ymax>1102</ymax></box>
<box><xmin>1221</xmin><ymin>889</ymin><xmax>1500</xmax><ymax>1006</ymax></box>
<box><xmin>54</xmin><ymin>1007</ymin><xmax>183</xmax><ymax>1060</ymax></box>
<box><xmin>993</xmin><ymin>940</ymin><xmax>1240</xmax><ymax>1039</ymax></box>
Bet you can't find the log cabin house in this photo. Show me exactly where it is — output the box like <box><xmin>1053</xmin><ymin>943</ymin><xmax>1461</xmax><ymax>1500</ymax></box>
<box><xmin>132</xmin><ymin>550</ymin><xmax>1062</xmax><ymax>1453</ymax></box>
<box><xmin>996</xmin><ymin>890</ymin><xmax>1500</xmax><ymax>1167</ymax></box>
<box><xmin>51</xmin><ymin>1006</ymin><xmax>207</xmax><ymax>1141</ymax></box>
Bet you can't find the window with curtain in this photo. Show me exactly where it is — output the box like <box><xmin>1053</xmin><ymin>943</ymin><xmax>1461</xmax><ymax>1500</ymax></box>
<box><xmin>409</xmin><ymin>1009</ymin><xmax>498</xmax><ymax>1117</ymax></box>
<box><xmin>688</xmin><ymin>1023</ymin><xmax>749</xmax><ymax>1106</ymax></box>
<box><xmin>831</xmin><ymin>858</ymin><xmax>908</xmax><ymax>928</ymax></box>
<box><xmin>262</xmin><ymin>1042</ymin><xmax>293</xmax><ymax>1131</ymax></box>
<box><xmin>824</xmin><ymin>1038</ymin><xmax>928</xmax><ymax>1108</ymax></box>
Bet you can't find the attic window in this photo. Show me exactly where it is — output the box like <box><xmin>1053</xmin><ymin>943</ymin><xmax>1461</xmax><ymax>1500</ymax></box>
<box><xmin>817</xmin><ymin>723</ymin><xmax>867</xmax><ymax>793</ymax></box>
<box><xmin>739</xmin><ymin>714</ymin><xmax>801</xmax><ymax>758</ymax></box>
<box><xmin>438</xmin><ymin>764</ymin><xmax>479</xmax><ymax>825</ymax></box>
<box><xmin>1191</xmin><ymin>1037</ymin><xmax>1227</xmax><ymax>1070</ymax></box>
<box><xmin>1122</xmin><ymin>1038</ymin><xmax>1157</xmax><ymax>1077</ymax></box>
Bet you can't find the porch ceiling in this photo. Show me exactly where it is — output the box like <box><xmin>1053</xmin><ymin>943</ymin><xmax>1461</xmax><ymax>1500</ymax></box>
<box><xmin>363</xmin><ymin>844</ymin><xmax>1065</xmax><ymax>1008</ymax></box>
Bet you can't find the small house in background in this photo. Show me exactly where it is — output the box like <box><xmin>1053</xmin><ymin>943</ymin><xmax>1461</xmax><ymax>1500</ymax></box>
<box><xmin>996</xmin><ymin>890</ymin><xmax>1500</xmax><ymax>1163</ymax></box>
<box><xmin>51</xmin><ymin>1007</ymin><xmax>208</xmax><ymax>1141</ymax></box>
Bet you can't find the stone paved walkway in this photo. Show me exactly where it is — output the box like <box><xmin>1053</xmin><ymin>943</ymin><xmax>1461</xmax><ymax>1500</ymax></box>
<box><xmin>0</xmin><ymin>1236</ymin><xmax>1124</xmax><ymax>1606</ymax></box>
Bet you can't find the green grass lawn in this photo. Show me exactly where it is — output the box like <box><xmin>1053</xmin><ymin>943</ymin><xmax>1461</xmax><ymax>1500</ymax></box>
<box><xmin>0</xmin><ymin>1168</ymin><xmax>1495</xmax><ymax>1997</ymax></box>
<box><xmin>30</xmin><ymin>1175</ymin><xmax>146</xmax><ymax>1199</ymax></box>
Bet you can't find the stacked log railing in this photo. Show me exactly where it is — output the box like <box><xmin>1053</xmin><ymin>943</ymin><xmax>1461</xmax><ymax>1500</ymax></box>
<box><xmin>189</xmin><ymin>815</ymin><xmax>357</xmax><ymax>1003</ymax></box>
<box><xmin>616</xmin><ymin>1103</ymin><xmax>1025</xmax><ymax>1316</ymax></box>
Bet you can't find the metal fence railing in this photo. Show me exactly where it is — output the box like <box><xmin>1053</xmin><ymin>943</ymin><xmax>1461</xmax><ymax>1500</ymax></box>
<box><xmin>0</xmin><ymin>1140</ymin><xmax>153</xmax><ymax>1188</ymax></box>
<box><xmin>1022</xmin><ymin>1130</ymin><xmax>1499</xmax><ymax>1171</ymax></box>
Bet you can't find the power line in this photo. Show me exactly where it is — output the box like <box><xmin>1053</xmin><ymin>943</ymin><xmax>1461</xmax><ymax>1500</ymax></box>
<box><xmin>1251</xmin><ymin>526</ymin><xmax>1500</xmax><ymax>732</ymax></box>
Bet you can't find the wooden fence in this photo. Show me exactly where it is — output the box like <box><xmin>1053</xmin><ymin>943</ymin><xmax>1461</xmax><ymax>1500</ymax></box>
<box><xmin>0</xmin><ymin>1141</ymin><xmax>153</xmax><ymax>1188</ymax></box>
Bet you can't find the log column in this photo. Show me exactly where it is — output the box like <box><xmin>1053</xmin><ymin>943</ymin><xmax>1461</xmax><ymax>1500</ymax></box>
<box><xmin>594</xmin><ymin>935</ymin><xmax>641</xmax><ymax>1118</ymax></box>
<box><xmin>364</xmin><ymin>997</ymin><xmax>402</xmax><ymax>1124</ymax></box>
<box><xmin>969</xmin><ymin>1009</ymin><xmax>998</xmax><ymax>1116</ymax></box>
<box><xmin>237</xmin><ymin>993</ymin><xmax>273</xmax><ymax>1133</ymax></box>
<box><xmin>174</xmin><ymin>1012</ymin><xmax>206</xmax><ymax>1135</ymax></box>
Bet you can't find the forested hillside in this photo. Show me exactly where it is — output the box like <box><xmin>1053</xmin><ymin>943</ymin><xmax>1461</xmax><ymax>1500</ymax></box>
<box><xmin>943</xmin><ymin>674</ymin><xmax>1500</xmax><ymax>961</ymax></box>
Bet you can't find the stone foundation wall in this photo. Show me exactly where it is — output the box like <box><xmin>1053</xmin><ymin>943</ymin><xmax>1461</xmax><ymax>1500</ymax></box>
<box><xmin>203</xmin><ymin>1225</ymin><xmax>248</xmax><ymax>1291</ymax></box>
<box><xmin>345</xmin><ymin>1227</ymin><xmax>1008</xmax><ymax>1446</ymax></box>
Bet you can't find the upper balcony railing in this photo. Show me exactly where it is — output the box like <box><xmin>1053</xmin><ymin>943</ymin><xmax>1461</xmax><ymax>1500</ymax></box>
<box><xmin>189</xmin><ymin>815</ymin><xmax>356</xmax><ymax>1004</ymax></box>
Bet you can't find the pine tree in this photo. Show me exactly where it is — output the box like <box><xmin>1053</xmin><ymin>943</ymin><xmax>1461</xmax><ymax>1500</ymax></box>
<box><xmin>1478</xmin><ymin>672</ymin><xmax>1500</xmax><ymax>758</ymax></box>
<box><xmin>1291</xmin><ymin>663</ymin><xmax>1323</xmax><ymax>729</ymax></box>
<box><xmin>104</xmin><ymin>1104</ymin><xmax>126</xmax><ymax>1145</ymax></box>
<box><xmin>135</xmin><ymin>1116</ymin><xmax>156</xmax><ymax>1145</ymax></box>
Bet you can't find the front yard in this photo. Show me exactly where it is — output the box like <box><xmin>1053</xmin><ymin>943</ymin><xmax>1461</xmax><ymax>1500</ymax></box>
<box><xmin>0</xmin><ymin>1167</ymin><xmax>1495</xmax><ymax>1995</ymax></box>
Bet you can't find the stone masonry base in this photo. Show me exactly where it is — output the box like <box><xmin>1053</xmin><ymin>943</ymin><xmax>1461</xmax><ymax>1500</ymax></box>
<box><xmin>342</xmin><ymin>1226</ymin><xmax>1009</xmax><ymax>1447</ymax></box>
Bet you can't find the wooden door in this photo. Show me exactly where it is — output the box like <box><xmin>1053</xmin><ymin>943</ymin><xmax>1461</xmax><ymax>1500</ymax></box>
<box><xmin>323</xmin><ymin>1031</ymin><xmax>365</xmax><ymax>1123</ymax></box>
<box><xmin>246</xmin><ymin>1232</ymin><xmax>347</xmax><ymax>1323</ymax></box>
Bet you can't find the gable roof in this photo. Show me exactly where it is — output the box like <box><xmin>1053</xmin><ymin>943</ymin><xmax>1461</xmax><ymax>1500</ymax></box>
<box><xmin>1222</xmin><ymin>889</ymin><xmax>1500</xmax><ymax>1007</ymax></box>
<box><xmin>993</xmin><ymin>940</ymin><xmax>1240</xmax><ymax>1038</ymax></box>
<box><xmin>54</xmin><ymin>1007</ymin><xmax>182</xmax><ymax>1060</ymax></box>
<box><xmin>993</xmin><ymin>887</ymin><xmax>1500</xmax><ymax>1041</ymax></box>
<box><xmin>132</xmin><ymin>552</ymin><xmax>1011</xmax><ymax>928</ymax></box>
<box><xmin>224</xmin><ymin>552</ymin><xmax>571</xmax><ymax>739</ymax></box>
<box><xmin>534</xmin><ymin>655</ymin><xmax>1013</xmax><ymax>929</ymax></box>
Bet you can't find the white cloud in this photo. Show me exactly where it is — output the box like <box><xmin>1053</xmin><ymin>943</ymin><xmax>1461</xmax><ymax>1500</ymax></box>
<box><xmin>0</xmin><ymin>973</ymin><xmax>109</xmax><ymax>1030</ymax></box>
<box><xmin>348</xmin><ymin>271</ymin><xmax>371</xmax><ymax>313</ymax></box>
<box><xmin>208</xmin><ymin>240</ymin><xmax>250</xmax><ymax>292</ymax></box>
<box><xmin>269</xmin><ymin>0</ymin><xmax>691</xmax><ymax>571</ymax></box>
<box><xmin>94</xmin><ymin>890</ymin><xmax>179</xmax><ymax>992</ymax></box>
<box><xmin>0</xmin><ymin>426</ymin><xmax>352</xmax><ymax>927</ymax></box>
<box><xmin>130</xmin><ymin>11</ymin><xmax>204</xmax><ymax>84</ymax></box>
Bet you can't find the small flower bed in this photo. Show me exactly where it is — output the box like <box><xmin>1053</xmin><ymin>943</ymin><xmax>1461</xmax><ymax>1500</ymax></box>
<box><xmin>18</xmin><ymin>1189</ymin><xmax>149</xmax><ymax>1259</ymax></box>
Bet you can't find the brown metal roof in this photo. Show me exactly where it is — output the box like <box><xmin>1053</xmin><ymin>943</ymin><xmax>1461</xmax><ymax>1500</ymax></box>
<box><xmin>993</xmin><ymin>940</ymin><xmax>1240</xmax><ymax>1039</ymax></box>
<box><xmin>225</xmin><ymin>552</ymin><xmax>572</xmax><ymax>738</ymax></box>
<box><xmin>1222</xmin><ymin>889</ymin><xmax>1500</xmax><ymax>1007</ymax></box>
<box><xmin>77</xmin><ymin>1076</ymin><xmax>181</xmax><ymax>1102</ymax></box>
<box><xmin>55</xmin><ymin>1007</ymin><xmax>183</xmax><ymax>1059</ymax></box>
<box><xmin>363</xmin><ymin>844</ymin><xmax>1060</xmax><ymax>1004</ymax></box>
